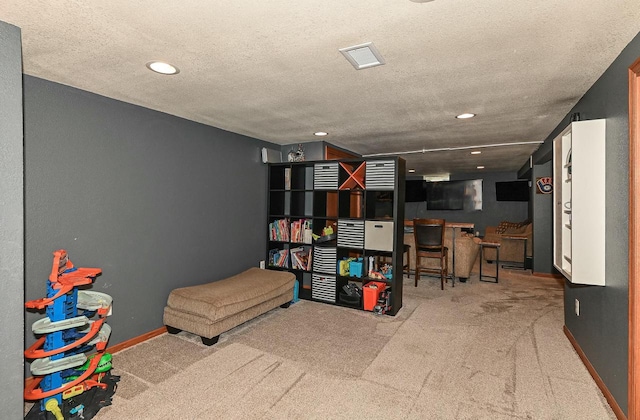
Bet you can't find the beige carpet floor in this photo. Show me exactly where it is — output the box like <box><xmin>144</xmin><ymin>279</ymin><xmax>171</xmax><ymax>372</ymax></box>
<box><xmin>87</xmin><ymin>266</ymin><xmax>615</xmax><ymax>419</ymax></box>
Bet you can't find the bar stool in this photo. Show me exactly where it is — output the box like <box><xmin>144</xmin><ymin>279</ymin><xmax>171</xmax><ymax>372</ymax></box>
<box><xmin>414</xmin><ymin>218</ymin><xmax>448</xmax><ymax>290</ymax></box>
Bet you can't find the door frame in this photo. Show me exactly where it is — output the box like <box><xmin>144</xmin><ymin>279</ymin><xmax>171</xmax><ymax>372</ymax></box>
<box><xmin>629</xmin><ymin>56</ymin><xmax>640</xmax><ymax>419</ymax></box>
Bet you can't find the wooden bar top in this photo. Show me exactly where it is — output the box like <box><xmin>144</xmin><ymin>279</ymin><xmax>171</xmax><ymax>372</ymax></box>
<box><xmin>404</xmin><ymin>220</ymin><xmax>475</xmax><ymax>230</ymax></box>
<box><xmin>445</xmin><ymin>222</ymin><xmax>475</xmax><ymax>229</ymax></box>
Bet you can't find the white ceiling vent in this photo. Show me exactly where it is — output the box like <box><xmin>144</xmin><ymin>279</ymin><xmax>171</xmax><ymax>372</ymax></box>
<box><xmin>339</xmin><ymin>42</ymin><xmax>385</xmax><ymax>70</ymax></box>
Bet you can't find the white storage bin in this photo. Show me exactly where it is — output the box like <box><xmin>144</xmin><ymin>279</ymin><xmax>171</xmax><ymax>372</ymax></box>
<box><xmin>365</xmin><ymin>221</ymin><xmax>394</xmax><ymax>251</ymax></box>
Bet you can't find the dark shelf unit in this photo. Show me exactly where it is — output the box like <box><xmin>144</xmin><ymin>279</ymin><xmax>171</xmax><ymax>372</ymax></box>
<box><xmin>266</xmin><ymin>157</ymin><xmax>406</xmax><ymax>315</ymax></box>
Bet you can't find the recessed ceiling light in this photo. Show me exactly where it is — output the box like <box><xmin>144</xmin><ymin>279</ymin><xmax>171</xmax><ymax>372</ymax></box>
<box><xmin>408</xmin><ymin>169</ymin><xmax>416</xmax><ymax>173</ymax></box>
<box><xmin>471</xmin><ymin>151</ymin><xmax>482</xmax><ymax>155</ymax></box>
<box><xmin>477</xmin><ymin>166</ymin><xmax>485</xmax><ymax>169</ymax></box>
<box><xmin>456</xmin><ymin>113</ymin><xmax>476</xmax><ymax>119</ymax></box>
<box><xmin>314</xmin><ymin>131</ymin><xmax>328</xmax><ymax>137</ymax></box>
<box><xmin>146</xmin><ymin>61</ymin><xmax>180</xmax><ymax>75</ymax></box>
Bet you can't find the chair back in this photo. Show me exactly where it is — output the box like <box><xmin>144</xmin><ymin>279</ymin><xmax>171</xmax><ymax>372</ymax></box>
<box><xmin>413</xmin><ymin>218</ymin><xmax>446</xmax><ymax>251</ymax></box>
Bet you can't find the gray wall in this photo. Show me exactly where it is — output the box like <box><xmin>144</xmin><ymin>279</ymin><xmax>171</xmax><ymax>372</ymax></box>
<box><xmin>23</xmin><ymin>76</ymin><xmax>275</xmax><ymax>352</ymax></box>
<box><xmin>406</xmin><ymin>171</ymin><xmax>529</xmax><ymax>235</ymax></box>
<box><xmin>0</xmin><ymin>20</ymin><xmax>24</xmax><ymax>419</ymax></box>
<box><xmin>539</xmin><ymin>31</ymin><xmax>640</xmax><ymax>415</ymax></box>
<box><xmin>531</xmin><ymin>161</ymin><xmax>554</xmax><ymax>273</ymax></box>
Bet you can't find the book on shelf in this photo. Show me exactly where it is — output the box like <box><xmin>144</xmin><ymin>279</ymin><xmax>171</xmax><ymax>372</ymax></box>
<box><xmin>290</xmin><ymin>219</ymin><xmax>312</xmax><ymax>244</ymax></box>
<box><xmin>303</xmin><ymin>228</ymin><xmax>313</xmax><ymax>244</ymax></box>
<box><xmin>269</xmin><ymin>248</ymin><xmax>289</xmax><ymax>268</ymax></box>
<box><xmin>285</xmin><ymin>167</ymin><xmax>291</xmax><ymax>190</ymax></box>
<box><xmin>269</xmin><ymin>218</ymin><xmax>290</xmax><ymax>241</ymax></box>
<box><xmin>290</xmin><ymin>246</ymin><xmax>311</xmax><ymax>270</ymax></box>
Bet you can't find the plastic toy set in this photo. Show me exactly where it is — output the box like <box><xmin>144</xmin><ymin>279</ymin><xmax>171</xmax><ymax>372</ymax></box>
<box><xmin>337</xmin><ymin>256</ymin><xmax>393</xmax><ymax>280</ymax></box>
<box><xmin>24</xmin><ymin>250</ymin><xmax>118</xmax><ymax>420</ymax></box>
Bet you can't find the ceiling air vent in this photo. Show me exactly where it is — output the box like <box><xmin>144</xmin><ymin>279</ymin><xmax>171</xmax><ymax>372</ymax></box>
<box><xmin>339</xmin><ymin>42</ymin><xmax>385</xmax><ymax>70</ymax></box>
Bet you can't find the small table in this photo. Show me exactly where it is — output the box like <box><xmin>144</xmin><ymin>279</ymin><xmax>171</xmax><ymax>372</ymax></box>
<box><xmin>479</xmin><ymin>241</ymin><xmax>500</xmax><ymax>283</ymax></box>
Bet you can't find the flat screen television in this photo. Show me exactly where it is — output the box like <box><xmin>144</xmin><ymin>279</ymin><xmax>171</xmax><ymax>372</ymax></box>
<box><xmin>425</xmin><ymin>179</ymin><xmax>482</xmax><ymax>211</ymax></box>
<box><xmin>405</xmin><ymin>180</ymin><xmax>427</xmax><ymax>202</ymax></box>
<box><xmin>495</xmin><ymin>180</ymin><xmax>529</xmax><ymax>201</ymax></box>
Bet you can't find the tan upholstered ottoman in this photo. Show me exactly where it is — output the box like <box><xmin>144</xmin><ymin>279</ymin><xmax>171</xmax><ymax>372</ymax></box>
<box><xmin>163</xmin><ymin>268</ymin><xmax>296</xmax><ymax>345</ymax></box>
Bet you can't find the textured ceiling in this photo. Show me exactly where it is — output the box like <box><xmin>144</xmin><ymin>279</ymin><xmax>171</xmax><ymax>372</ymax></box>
<box><xmin>2</xmin><ymin>0</ymin><xmax>639</xmax><ymax>175</ymax></box>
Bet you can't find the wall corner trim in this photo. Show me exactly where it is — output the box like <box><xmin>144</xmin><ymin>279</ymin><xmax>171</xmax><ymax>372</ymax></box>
<box><xmin>627</xmin><ymin>55</ymin><xmax>640</xmax><ymax>420</ymax></box>
<box><xmin>563</xmin><ymin>325</ymin><xmax>626</xmax><ymax>419</ymax></box>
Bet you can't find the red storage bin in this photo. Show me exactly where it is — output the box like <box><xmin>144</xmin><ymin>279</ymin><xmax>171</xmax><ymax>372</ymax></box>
<box><xmin>363</xmin><ymin>281</ymin><xmax>387</xmax><ymax>311</ymax></box>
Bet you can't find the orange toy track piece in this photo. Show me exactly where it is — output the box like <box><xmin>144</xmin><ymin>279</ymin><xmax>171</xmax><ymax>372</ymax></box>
<box><xmin>81</xmin><ymin>379</ymin><xmax>108</xmax><ymax>392</ymax></box>
<box><xmin>24</xmin><ymin>284</ymin><xmax>76</xmax><ymax>310</ymax></box>
<box><xmin>24</xmin><ymin>318</ymin><xmax>106</xmax><ymax>359</ymax></box>
<box><xmin>26</xmin><ymin>250</ymin><xmax>102</xmax><ymax>310</ymax></box>
<box><xmin>24</xmin><ymin>350</ymin><xmax>105</xmax><ymax>401</ymax></box>
<box><xmin>49</xmin><ymin>249</ymin><xmax>74</xmax><ymax>283</ymax></box>
<box><xmin>49</xmin><ymin>249</ymin><xmax>101</xmax><ymax>284</ymax></box>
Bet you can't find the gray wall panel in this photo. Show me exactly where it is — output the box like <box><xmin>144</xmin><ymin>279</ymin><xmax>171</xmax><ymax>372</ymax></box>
<box><xmin>532</xmin><ymin>161</ymin><xmax>553</xmax><ymax>273</ymax></box>
<box><xmin>23</xmin><ymin>76</ymin><xmax>274</xmax><ymax>352</ymax></box>
<box><xmin>551</xmin><ymin>31</ymin><xmax>640</xmax><ymax>415</ymax></box>
<box><xmin>0</xmin><ymin>20</ymin><xmax>24</xmax><ymax>419</ymax></box>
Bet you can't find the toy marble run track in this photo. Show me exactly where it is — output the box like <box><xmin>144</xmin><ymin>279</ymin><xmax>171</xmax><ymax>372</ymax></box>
<box><xmin>24</xmin><ymin>250</ymin><xmax>119</xmax><ymax>420</ymax></box>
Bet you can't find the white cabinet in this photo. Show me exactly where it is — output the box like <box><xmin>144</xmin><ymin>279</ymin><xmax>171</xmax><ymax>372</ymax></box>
<box><xmin>553</xmin><ymin>119</ymin><xmax>606</xmax><ymax>285</ymax></box>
